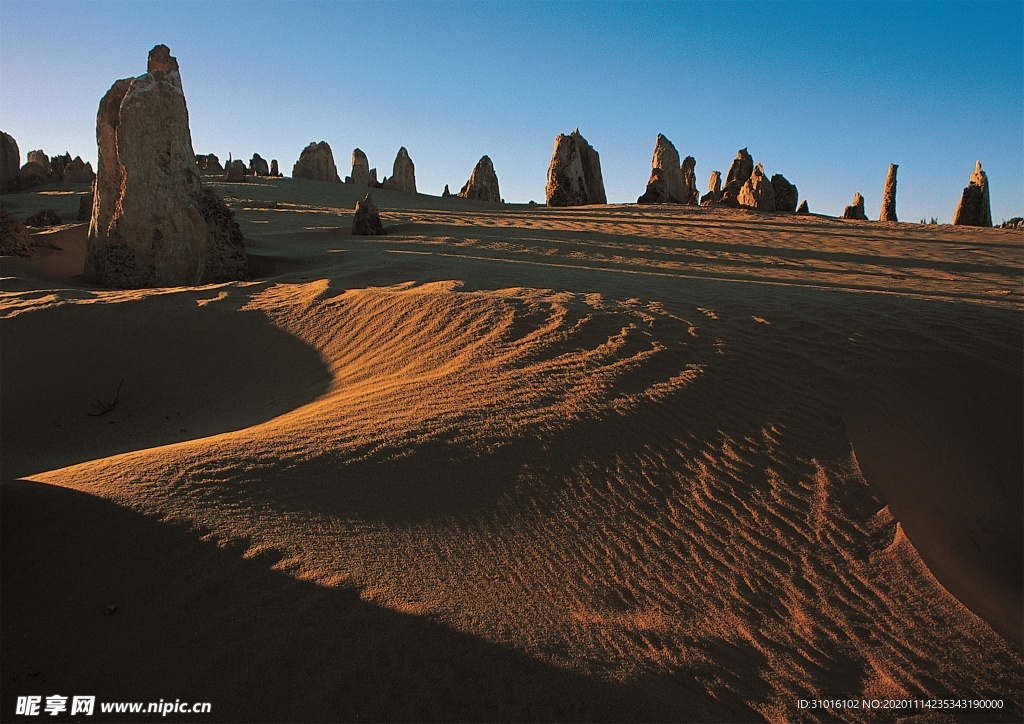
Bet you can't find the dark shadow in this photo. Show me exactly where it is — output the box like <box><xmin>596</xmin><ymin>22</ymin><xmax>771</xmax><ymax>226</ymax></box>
<box><xmin>0</xmin><ymin>479</ymin><xmax>738</xmax><ymax>723</ymax></box>
<box><xmin>0</xmin><ymin>294</ymin><xmax>333</xmax><ymax>480</ymax></box>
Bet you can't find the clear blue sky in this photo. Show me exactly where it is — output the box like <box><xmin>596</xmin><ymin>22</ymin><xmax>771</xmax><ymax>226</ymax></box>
<box><xmin>1</xmin><ymin>1</ymin><xmax>1021</xmax><ymax>223</ymax></box>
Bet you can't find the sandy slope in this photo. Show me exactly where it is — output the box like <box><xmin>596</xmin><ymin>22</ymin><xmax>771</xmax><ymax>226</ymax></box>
<box><xmin>2</xmin><ymin>179</ymin><xmax>1021</xmax><ymax>722</ymax></box>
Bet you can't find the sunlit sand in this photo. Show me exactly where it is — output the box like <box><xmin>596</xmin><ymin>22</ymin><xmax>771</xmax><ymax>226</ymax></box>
<box><xmin>2</xmin><ymin>179</ymin><xmax>1021</xmax><ymax>721</ymax></box>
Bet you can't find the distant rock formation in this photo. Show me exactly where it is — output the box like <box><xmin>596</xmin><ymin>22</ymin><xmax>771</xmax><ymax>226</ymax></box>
<box><xmin>637</xmin><ymin>134</ymin><xmax>684</xmax><ymax>204</ymax></box>
<box><xmin>458</xmin><ymin>155</ymin><xmax>500</xmax><ymax>202</ymax></box>
<box><xmin>27</xmin><ymin>150</ymin><xmax>51</xmax><ymax>173</ymax></box>
<box><xmin>18</xmin><ymin>161</ymin><xmax>50</xmax><ymax>189</ymax></box>
<box><xmin>721</xmin><ymin>148</ymin><xmax>753</xmax><ymax>206</ymax></box>
<box><xmin>738</xmin><ymin>163</ymin><xmax>776</xmax><ymax>211</ymax></box>
<box><xmin>85</xmin><ymin>44</ymin><xmax>247</xmax><ymax>287</ymax></box>
<box><xmin>770</xmin><ymin>174</ymin><xmax>798</xmax><ymax>213</ymax></box>
<box><xmin>796</xmin><ymin>200</ymin><xmax>809</xmax><ymax>214</ymax></box>
<box><xmin>347</xmin><ymin>148</ymin><xmax>370</xmax><ymax>186</ymax></box>
<box><xmin>878</xmin><ymin>164</ymin><xmax>898</xmax><ymax>222</ymax></box>
<box><xmin>226</xmin><ymin>160</ymin><xmax>247</xmax><ymax>182</ymax></box>
<box><xmin>25</xmin><ymin>209</ymin><xmax>62</xmax><ymax>227</ymax></box>
<box><xmin>700</xmin><ymin>171</ymin><xmax>722</xmax><ymax>206</ymax></box>
<box><xmin>0</xmin><ymin>209</ymin><xmax>33</xmax><ymax>256</ymax></box>
<box><xmin>196</xmin><ymin>153</ymin><xmax>223</xmax><ymax>173</ymax></box>
<box><xmin>442</xmin><ymin>184</ymin><xmax>451</xmax><ymax>198</ymax></box>
<box><xmin>545</xmin><ymin>128</ymin><xmax>606</xmax><ymax>206</ymax></box>
<box><xmin>1</xmin><ymin>131</ymin><xmax>19</xmax><ymax>193</ymax></box>
<box><xmin>841</xmin><ymin>192</ymin><xmax>868</xmax><ymax>220</ymax></box>
<box><xmin>292</xmin><ymin>141</ymin><xmax>339</xmax><ymax>182</ymax></box>
<box><xmin>50</xmin><ymin>152</ymin><xmax>72</xmax><ymax>180</ymax></box>
<box><xmin>351</xmin><ymin>192</ymin><xmax>384</xmax><ymax>235</ymax></box>
<box><xmin>681</xmin><ymin>155</ymin><xmax>698</xmax><ymax>205</ymax></box>
<box><xmin>249</xmin><ymin>153</ymin><xmax>270</xmax><ymax>177</ymax></box>
<box><xmin>383</xmin><ymin>147</ymin><xmax>416</xmax><ymax>194</ymax></box>
<box><xmin>952</xmin><ymin>161</ymin><xmax>992</xmax><ymax>227</ymax></box>
<box><xmin>368</xmin><ymin>168</ymin><xmax>381</xmax><ymax>188</ymax></box>
<box><xmin>63</xmin><ymin>156</ymin><xmax>96</xmax><ymax>184</ymax></box>
<box><xmin>270</xmin><ymin>159</ymin><xmax>279</xmax><ymax>177</ymax></box>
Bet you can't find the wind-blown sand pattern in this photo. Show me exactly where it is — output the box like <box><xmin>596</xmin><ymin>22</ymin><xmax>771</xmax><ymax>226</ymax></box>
<box><xmin>2</xmin><ymin>179</ymin><xmax>1021</xmax><ymax>721</ymax></box>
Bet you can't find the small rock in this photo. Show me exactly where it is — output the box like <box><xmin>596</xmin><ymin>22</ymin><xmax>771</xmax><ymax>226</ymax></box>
<box><xmin>351</xmin><ymin>193</ymin><xmax>384</xmax><ymax>235</ymax></box>
<box><xmin>25</xmin><ymin>209</ymin><xmax>62</xmax><ymax>227</ymax></box>
<box><xmin>841</xmin><ymin>192</ymin><xmax>868</xmax><ymax>220</ymax></box>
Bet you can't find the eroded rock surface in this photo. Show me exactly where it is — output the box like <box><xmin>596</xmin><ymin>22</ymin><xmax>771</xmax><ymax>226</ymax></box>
<box><xmin>458</xmin><ymin>155</ymin><xmax>500</xmax><ymax>202</ymax></box>
<box><xmin>952</xmin><ymin>161</ymin><xmax>991</xmax><ymax>227</ymax></box>
<box><xmin>545</xmin><ymin>128</ymin><xmax>606</xmax><ymax>206</ymax></box>
<box><xmin>85</xmin><ymin>44</ymin><xmax>247</xmax><ymax>287</ymax></box>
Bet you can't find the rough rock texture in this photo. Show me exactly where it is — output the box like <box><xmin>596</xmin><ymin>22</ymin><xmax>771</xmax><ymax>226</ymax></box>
<box><xmin>952</xmin><ymin>161</ymin><xmax>991</xmax><ymax>227</ymax></box>
<box><xmin>738</xmin><ymin>163</ymin><xmax>776</xmax><ymax>211</ymax></box>
<box><xmin>770</xmin><ymin>174</ymin><xmax>798</xmax><ymax>213</ymax></box>
<box><xmin>27</xmin><ymin>150</ymin><xmax>51</xmax><ymax>174</ymax></box>
<box><xmin>249</xmin><ymin>153</ymin><xmax>270</xmax><ymax>177</ymax></box>
<box><xmin>292</xmin><ymin>141</ymin><xmax>339</xmax><ymax>182</ymax></box>
<box><xmin>347</xmin><ymin>148</ymin><xmax>370</xmax><ymax>186</ymax></box>
<box><xmin>351</xmin><ymin>193</ymin><xmax>384</xmax><ymax>235</ymax></box>
<box><xmin>18</xmin><ymin>162</ymin><xmax>50</xmax><ymax>189</ymax></box>
<box><xmin>194</xmin><ymin>188</ymin><xmax>248</xmax><ymax>281</ymax></box>
<box><xmin>63</xmin><ymin>157</ymin><xmax>96</xmax><ymax>184</ymax></box>
<box><xmin>1</xmin><ymin>132</ymin><xmax>19</xmax><ymax>193</ymax></box>
<box><xmin>545</xmin><ymin>128</ymin><xmax>606</xmax><ymax>206</ymax></box>
<box><xmin>196</xmin><ymin>153</ymin><xmax>223</xmax><ymax>173</ymax></box>
<box><xmin>226</xmin><ymin>160</ymin><xmax>247</xmax><ymax>182</ymax></box>
<box><xmin>458</xmin><ymin>155</ymin><xmax>500</xmax><ymax>202</ymax></box>
<box><xmin>681</xmin><ymin>155</ymin><xmax>698</xmax><ymax>205</ymax></box>
<box><xmin>368</xmin><ymin>168</ymin><xmax>381</xmax><ymax>188</ymax></box>
<box><xmin>637</xmin><ymin>134</ymin><xmax>684</xmax><ymax>204</ymax></box>
<box><xmin>25</xmin><ymin>209</ymin><xmax>62</xmax><ymax>227</ymax></box>
<box><xmin>700</xmin><ymin>170</ymin><xmax>722</xmax><ymax>206</ymax></box>
<box><xmin>270</xmin><ymin>159</ymin><xmax>279</xmax><ymax>177</ymax></box>
<box><xmin>50</xmin><ymin>153</ymin><xmax>72</xmax><ymax>180</ymax></box>
<box><xmin>878</xmin><ymin>164</ymin><xmax>898</xmax><ymax>222</ymax></box>
<box><xmin>85</xmin><ymin>44</ymin><xmax>247</xmax><ymax>288</ymax></box>
<box><xmin>383</xmin><ymin>147</ymin><xmax>416</xmax><ymax>194</ymax></box>
<box><xmin>442</xmin><ymin>184</ymin><xmax>451</xmax><ymax>198</ymax></box>
<box><xmin>796</xmin><ymin>200</ymin><xmax>810</xmax><ymax>214</ymax></box>
<box><xmin>0</xmin><ymin>210</ymin><xmax>33</xmax><ymax>256</ymax></box>
<box><xmin>78</xmin><ymin>193</ymin><xmax>94</xmax><ymax>221</ymax></box>
<box><xmin>841</xmin><ymin>192</ymin><xmax>868</xmax><ymax>220</ymax></box>
<box><xmin>720</xmin><ymin>148</ymin><xmax>754</xmax><ymax>206</ymax></box>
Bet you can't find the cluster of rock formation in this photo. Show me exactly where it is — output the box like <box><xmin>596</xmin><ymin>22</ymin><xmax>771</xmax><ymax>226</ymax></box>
<box><xmin>0</xmin><ymin>131</ymin><xmax>95</xmax><ymax>193</ymax></box>
<box><xmin>458</xmin><ymin>156</ymin><xmax>500</xmax><ymax>202</ymax></box>
<box><xmin>692</xmin><ymin>147</ymin><xmax>800</xmax><ymax>214</ymax></box>
<box><xmin>292</xmin><ymin>141</ymin><xmax>339</xmax><ymax>182</ymax></box>
<box><xmin>196</xmin><ymin>153</ymin><xmax>224</xmax><ymax>173</ymax></box>
<box><xmin>85</xmin><ymin>44</ymin><xmax>247</xmax><ymax>288</ymax></box>
<box><xmin>545</xmin><ymin>129</ymin><xmax>606</xmax><ymax>206</ymax></box>
<box><xmin>196</xmin><ymin>152</ymin><xmax>281</xmax><ymax>181</ymax></box>
<box><xmin>952</xmin><ymin>161</ymin><xmax>992</xmax><ymax>227</ymax></box>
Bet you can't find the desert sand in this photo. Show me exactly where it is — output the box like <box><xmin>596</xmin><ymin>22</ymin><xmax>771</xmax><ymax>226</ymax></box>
<box><xmin>2</xmin><ymin>179</ymin><xmax>1022</xmax><ymax>722</ymax></box>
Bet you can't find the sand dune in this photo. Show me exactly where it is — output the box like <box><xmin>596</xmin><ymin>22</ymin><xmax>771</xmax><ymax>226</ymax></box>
<box><xmin>2</xmin><ymin>180</ymin><xmax>1021</xmax><ymax>721</ymax></box>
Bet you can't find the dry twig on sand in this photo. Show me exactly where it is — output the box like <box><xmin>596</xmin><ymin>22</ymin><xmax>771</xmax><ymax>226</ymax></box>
<box><xmin>88</xmin><ymin>380</ymin><xmax>123</xmax><ymax>417</ymax></box>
